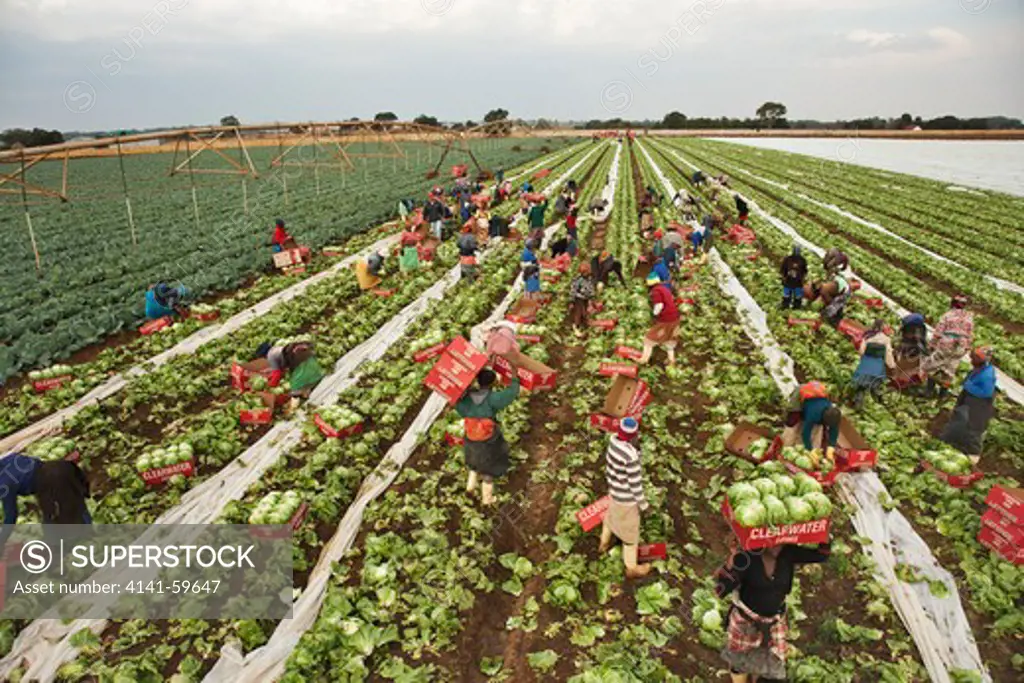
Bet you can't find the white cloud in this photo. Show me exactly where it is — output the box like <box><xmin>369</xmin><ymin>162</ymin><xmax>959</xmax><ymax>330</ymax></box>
<box><xmin>846</xmin><ymin>29</ymin><xmax>905</xmax><ymax>49</ymax></box>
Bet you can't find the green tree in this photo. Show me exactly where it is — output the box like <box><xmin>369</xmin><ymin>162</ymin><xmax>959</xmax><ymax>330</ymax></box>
<box><xmin>374</xmin><ymin>112</ymin><xmax>399</xmax><ymax>122</ymax></box>
<box><xmin>661</xmin><ymin>111</ymin><xmax>688</xmax><ymax>129</ymax></box>
<box><xmin>220</xmin><ymin>115</ymin><xmax>240</xmax><ymax>127</ymax></box>
<box><xmin>413</xmin><ymin>114</ymin><xmax>441</xmax><ymax>128</ymax></box>
<box><xmin>755</xmin><ymin>101</ymin><xmax>788</xmax><ymax>128</ymax></box>
<box><xmin>0</xmin><ymin>128</ymin><xmax>64</xmax><ymax>150</ymax></box>
<box><xmin>483</xmin><ymin>108</ymin><xmax>509</xmax><ymax>122</ymax></box>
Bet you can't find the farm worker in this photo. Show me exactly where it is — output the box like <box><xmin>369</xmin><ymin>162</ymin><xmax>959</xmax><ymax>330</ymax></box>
<box><xmin>355</xmin><ymin>252</ymin><xmax>385</xmax><ymax>290</ymax></box>
<box><xmin>598</xmin><ymin>417</ymin><xmax>652</xmax><ymax>580</ymax></box>
<box><xmin>638</xmin><ymin>194</ymin><xmax>655</xmax><ymax>231</ymax></box>
<box><xmin>424</xmin><ymin>196</ymin><xmax>447</xmax><ymax>241</ymax></box>
<box><xmin>714</xmin><ymin>540</ymin><xmax>832</xmax><ymax>683</ymax></box>
<box><xmin>521</xmin><ymin>181</ymin><xmax>534</xmax><ymax>194</ymax></box>
<box><xmin>588</xmin><ymin>198</ymin><xmax>609</xmax><ymax>217</ymax></box>
<box><xmin>779</xmin><ymin>245</ymin><xmax>808</xmax><ymax>310</ymax></box>
<box><xmin>920</xmin><ymin>295</ymin><xmax>974</xmax><ymax>397</ymax></box>
<box><xmin>662</xmin><ymin>226</ymin><xmax>685</xmax><ymax>270</ymax></box>
<box><xmin>523</xmin><ymin>263</ymin><xmax>542</xmax><ymax>301</ymax></box>
<box><xmin>397</xmin><ymin>198</ymin><xmax>415</xmax><ymax>223</ymax></box>
<box><xmin>554</xmin><ymin>192</ymin><xmax>571</xmax><ymax>218</ymax></box>
<box><xmin>734</xmin><ymin>194</ymin><xmax>749</xmax><ymax>223</ymax></box>
<box><xmin>651</xmin><ymin>256</ymin><xmax>672</xmax><ymax>289</ymax></box>
<box><xmin>591</xmin><ymin>251</ymin><xmax>626</xmax><ymax>289</ymax></box>
<box><xmin>256</xmin><ymin>341</ymin><xmax>324</xmax><ymax>398</ymax></box>
<box><xmin>939</xmin><ymin>346</ymin><xmax>997</xmax><ymax>464</ymax></box>
<box><xmin>651</xmin><ymin>230</ymin><xmax>665</xmax><ymax>260</ymax></box>
<box><xmin>783</xmin><ymin>381</ymin><xmax>842</xmax><ymax>459</ymax></box>
<box><xmin>549</xmin><ymin>236</ymin><xmax>572</xmax><ymax>259</ymax></box>
<box><xmin>458</xmin><ymin>224</ymin><xmax>479</xmax><ymax>281</ymax></box>
<box><xmin>690</xmin><ymin>222</ymin><xmax>707</xmax><ymax>262</ymax></box>
<box><xmin>521</xmin><ymin>239</ymin><xmax>539</xmax><ymax>269</ymax></box>
<box><xmin>639</xmin><ymin>274</ymin><xmax>680</xmax><ymax>366</ymax></box>
<box><xmin>566</xmin><ymin>208</ymin><xmax>579</xmax><ymax>242</ymax></box>
<box><xmin>145</xmin><ymin>282</ymin><xmax>189</xmax><ymax>319</ymax></box>
<box><xmin>489</xmin><ymin>213</ymin><xmax>509</xmax><ymax>239</ymax></box>
<box><xmin>822</xmin><ymin>247</ymin><xmax>849</xmax><ymax>276</ymax></box>
<box><xmin>399</xmin><ymin>242</ymin><xmax>420</xmax><ymax>272</ymax></box>
<box><xmin>270</xmin><ymin>218</ymin><xmax>293</xmax><ymax>253</ymax></box>
<box><xmin>569</xmin><ymin>262</ymin><xmax>596</xmax><ymax>335</ymax></box>
<box><xmin>456</xmin><ymin>366</ymin><xmax>521</xmax><ymax>506</ymax></box>
<box><xmin>495</xmin><ymin>166</ymin><xmax>505</xmax><ymax>184</ymax></box>
<box><xmin>717</xmin><ymin>174</ymin><xmax>730</xmax><ymax>187</ymax></box>
<box><xmin>566</xmin><ymin>179</ymin><xmax>579</xmax><ymax>197</ymax></box>
<box><xmin>898</xmin><ymin>313</ymin><xmax>928</xmax><ymax>360</ymax></box>
<box><xmin>851</xmin><ymin>319</ymin><xmax>896</xmax><ymax>409</ymax></box>
<box><xmin>0</xmin><ymin>454</ymin><xmax>91</xmax><ymax>546</ymax></box>
<box><xmin>528</xmin><ymin>198</ymin><xmax>548</xmax><ymax>234</ymax></box>
<box><xmin>820</xmin><ymin>273</ymin><xmax>852</xmax><ymax>326</ymax></box>
<box><xmin>691</xmin><ymin>170</ymin><xmax>705</xmax><ymax>186</ymax></box>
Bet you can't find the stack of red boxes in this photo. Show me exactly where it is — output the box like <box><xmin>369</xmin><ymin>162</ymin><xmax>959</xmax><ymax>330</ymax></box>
<box><xmin>978</xmin><ymin>484</ymin><xmax>1024</xmax><ymax>565</ymax></box>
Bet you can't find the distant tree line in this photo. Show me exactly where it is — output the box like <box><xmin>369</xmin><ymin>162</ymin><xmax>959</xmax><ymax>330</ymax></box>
<box><xmin>0</xmin><ymin>128</ymin><xmax>64</xmax><ymax>150</ymax></box>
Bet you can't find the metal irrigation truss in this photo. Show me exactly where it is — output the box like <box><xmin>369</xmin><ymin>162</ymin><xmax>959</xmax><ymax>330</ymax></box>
<box><xmin>0</xmin><ymin>118</ymin><xmax>546</xmax><ymax>272</ymax></box>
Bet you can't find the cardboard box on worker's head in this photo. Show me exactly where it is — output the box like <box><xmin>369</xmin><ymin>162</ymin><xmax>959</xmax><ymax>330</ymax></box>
<box><xmin>590</xmin><ymin>375</ymin><xmax>652</xmax><ymax>432</ymax></box>
<box><xmin>493</xmin><ymin>350</ymin><xmax>556</xmax><ymax>391</ymax></box>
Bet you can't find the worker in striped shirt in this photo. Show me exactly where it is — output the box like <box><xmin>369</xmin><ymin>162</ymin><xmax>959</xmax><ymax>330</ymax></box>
<box><xmin>598</xmin><ymin>417</ymin><xmax>653</xmax><ymax>579</ymax></box>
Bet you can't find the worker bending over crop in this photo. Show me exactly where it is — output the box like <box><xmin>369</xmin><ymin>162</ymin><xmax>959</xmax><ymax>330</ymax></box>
<box><xmin>714</xmin><ymin>540</ymin><xmax>831</xmax><ymax>683</ymax></box>
<box><xmin>639</xmin><ymin>274</ymin><xmax>680</xmax><ymax>366</ymax></box>
<box><xmin>822</xmin><ymin>247</ymin><xmax>849</xmax><ymax>277</ymax></box>
<box><xmin>270</xmin><ymin>218</ymin><xmax>293</xmax><ymax>253</ymax></box>
<box><xmin>355</xmin><ymin>251</ymin><xmax>386</xmax><ymax>291</ymax></box>
<box><xmin>569</xmin><ymin>262</ymin><xmax>595</xmax><ymax>335</ymax></box>
<box><xmin>0</xmin><ymin>454</ymin><xmax>91</xmax><ymax>546</ymax></box>
<box><xmin>920</xmin><ymin>295</ymin><xmax>974</xmax><ymax>398</ymax></box>
<box><xmin>734</xmin><ymin>194</ymin><xmax>749</xmax><ymax>223</ymax></box>
<box><xmin>458</xmin><ymin>224</ymin><xmax>479</xmax><ymax>281</ymax></box>
<box><xmin>779</xmin><ymin>245</ymin><xmax>808</xmax><ymax>310</ymax></box>
<box><xmin>592</xmin><ymin>251</ymin><xmax>626</xmax><ymax>290</ymax></box>
<box><xmin>145</xmin><ymin>282</ymin><xmax>190</xmax><ymax>320</ymax></box>
<box><xmin>456</xmin><ymin>365</ymin><xmax>520</xmax><ymax>506</ymax></box>
<box><xmin>255</xmin><ymin>340</ymin><xmax>324</xmax><ymax>399</ymax></box>
<box><xmin>939</xmin><ymin>346</ymin><xmax>997</xmax><ymax>464</ymax></box>
<box><xmin>598</xmin><ymin>417</ymin><xmax>653</xmax><ymax>579</ymax></box>
<box><xmin>851</xmin><ymin>319</ymin><xmax>896</xmax><ymax>409</ymax></box>
<box><xmin>783</xmin><ymin>381</ymin><xmax>842</xmax><ymax>459</ymax></box>
<box><xmin>898</xmin><ymin>313</ymin><xmax>928</xmax><ymax>360</ymax></box>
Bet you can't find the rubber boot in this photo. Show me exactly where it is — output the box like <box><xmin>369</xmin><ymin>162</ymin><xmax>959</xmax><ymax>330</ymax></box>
<box><xmin>782</xmin><ymin>296</ymin><xmax>791</xmax><ymax>310</ymax></box>
<box><xmin>792</xmin><ymin>297</ymin><xmax>803</xmax><ymax>310</ymax></box>
<box><xmin>598</xmin><ymin>521</ymin><xmax>613</xmax><ymax>554</ymax></box>
<box><xmin>466</xmin><ymin>470</ymin><xmax>479</xmax><ymax>495</ymax></box>
<box><xmin>639</xmin><ymin>339</ymin><xmax>655</xmax><ymax>365</ymax></box>
<box><xmin>623</xmin><ymin>544</ymin><xmax>652</xmax><ymax>579</ymax></box>
<box><xmin>924</xmin><ymin>378</ymin><xmax>937</xmax><ymax>398</ymax></box>
<box><xmin>852</xmin><ymin>389</ymin><xmax>865</xmax><ymax>410</ymax></box>
<box><xmin>665</xmin><ymin>343</ymin><xmax>676</xmax><ymax>366</ymax></box>
<box><xmin>481</xmin><ymin>480</ymin><xmax>495</xmax><ymax>506</ymax></box>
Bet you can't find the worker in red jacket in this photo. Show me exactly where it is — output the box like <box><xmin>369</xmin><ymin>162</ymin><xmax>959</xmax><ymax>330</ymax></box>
<box><xmin>271</xmin><ymin>219</ymin><xmax>292</xmax><ymax>253</ymax></box>
<box><xmin>639</xmin><ymin>273</ymin><xmax>681</xmax><ymax>366</ymax></box>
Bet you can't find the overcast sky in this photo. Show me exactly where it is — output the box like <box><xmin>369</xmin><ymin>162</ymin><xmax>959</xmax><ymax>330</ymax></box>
<box><xmin>1</xmin><ymin>0</ymin><xmax>1021</xmax><ymax>131</ymax></box>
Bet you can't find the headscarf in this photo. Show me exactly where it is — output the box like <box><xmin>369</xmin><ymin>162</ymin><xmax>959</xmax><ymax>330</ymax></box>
<box><xmin>579</xmin><ymin>262</ymin><xmax>592</xmax><ymax>276</ymax></box>
<box><xmin>951</xmin><ymin>295</ymin><xmax>968</xmax><ymax>309</ymax></box>
<box><xmin>971</xmin><ymin>346</ymin><xmax>993</xmax><ymax>365</ymax></box>
<box><xmin>617</xmin><ymin>416</ymin><xmax>639</xmax><ymax>443</ymax></box>
<box><xmin>646</xmin><ymin>273</ymin><xmax>661</xmax><ymax>287</ymax></box>
<box><xmin>792</xmin><ymin>244</ymin><xmax>802</xmax><ymax>256</ymax></box>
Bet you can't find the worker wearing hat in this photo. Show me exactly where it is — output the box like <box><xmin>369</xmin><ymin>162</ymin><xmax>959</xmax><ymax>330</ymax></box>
<box><xmin>940</xmin><ymin>346</ymin><xmax>997</xmax><ymax>464</ymax></box>
<box><xmin>639</xmin><ymin>274</ymin><xmax>681</xmax><ymax>366</ymax></box>
<box><xmin>599</xmin><ymin>417</ymin><xmax>653</xmax><ymax>579</ymax></box>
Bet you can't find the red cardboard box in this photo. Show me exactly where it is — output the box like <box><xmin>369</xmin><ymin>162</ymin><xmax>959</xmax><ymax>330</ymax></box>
<box><xmin>517</xmin><ymin>334</ymin><xmax>542</xmax><ymax>345</ymax></box>
<box><xmin>506</xmin><ymin>298</ymin><xmax>541</xmax><ymax>325</ymax></box>
<box><xmin>722</xmin><ymin>498</ymin><xmax>831</xmax><ymax>551</ymax></box>
<box><xmin>984</xmin><ymin>485</ymin><xmax>1024</xmax><ymax>526</ymax></box>
<box><xmin>981</xmin><ymin>508</ymin><xmax>1024</xmax><ymax>547</ymax></box>
<box><xmin>32</xmin><ymin>375</ymin><xmax>73</xmax><ymax>393</ymax></box>
<box><xmin>140</xmin><ymin>316</ymin><xmax>174</xmax><ymax>335</ymax></box>
<box><xmin>492</xmin><ymin>350</ymin><xmax>557</xmax><ymax>391</ymax></box>
<box><xmin>141</xmin><ymin>459</ymin><xmax>195</xmax><ymax>486</ymax></box>
<box><xmin>230</xmin><ymin>359</ymin><xmax>274</xmax><ymax>392</ymax></box>
<box><xmin>787</xmin><ymin>316</ymin><xmax>822</xmax><ymax>331</ymax></box>
<box><xmin>782</xmin><ymin>459</ymin><xmax>841</xmax><ymax>487</ymax></box>
<box><xmin>251</xmin><ymin>502</ymin><xmax>310</xmax><ymax>539</ymax></box>
<box><xmin>977</xmin><ymin>526</ymin><xmax>1024</xmax><ymax>565</ymax></box>
<box><xmin>589</xmin><ymin>318</ymin><xmax>618</xmax><ymax>331</ymax></box>
<box><xmin>423</xmin><ymin>337</ymin><xmax>489</xmax><ymax>405</ymax></box>
<box><xmin>724</xmin><ymin>423</ymin><xmax>778</xmax><ymax>463</ymax></box>
<box><xmin>413</xmin><ymin>343</ymin><xmax>448</xmax><ymax>363</ymax></box>
<box><xmin>638</xmin><ymin>543</ymin><xmax>667</xmax><ymax>563</ymax></box>
<box><xmin>372</xmin><ymin>288</ymin><xmax>396</xmax><ymax>298</ymax></box>
<box><xmin>576</xmin><ymin>496</ymin><xmax>611</xmax><ymax>532</ymax></box>
<box><xmin>836</xmin><ymin>419</ymin><xmax>877</xmax><ymax>471</ymax></box>
<box><xmin>444</xmin><ymin>431</ymin><xmax>465</xmax><ymax>447</ymax></box>
<box><xmin>920</xmin><ymin>460</ymin><xmax>984</xmax><ymax>489</ymax></box>
<box><xmin>192</xmin><ymin>310</ymin><xmax>221</xmax><ymax>322</ymax></box>
<box><xmin>240</xmin><ymin>408</ymin><xmax>274</xmax><ymax>425</ymax></box>
<box><xmin>313</xmin><ymin>415</ymin><xmax>365</xmax><ymax>440</ymax></box>
<box><xmin>615</xmin><ymin>346</ymin><xmax>643</xmax><ymax>361</ymax></box>
<box><xmin>533</xmin><ymin>169</ymin><xmax>552</xmax><ymax>179</ymax></box>
<box><xmin>675</xmin><ymin>297</ymin><xmax>697</xmax><ymax>307</ymax></box>
<box><xmin>599</xmin><ymin>362</ymin><xmax>638</xmax><ymax>379</ymax></box>
<box><xmin>272</xmin><ymin>246</ymin><xmax>312</xmax><ymax>269</ymax></box>
<box><xmin>591</xmin><ymin>376</ymin><xmax>652</xmax><ymax>432</ymax></box>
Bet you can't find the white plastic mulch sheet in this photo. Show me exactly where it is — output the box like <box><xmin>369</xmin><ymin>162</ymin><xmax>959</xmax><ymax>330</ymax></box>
<box><xmin>642</xmin><ymin>141</ymin><xmax>990</xmax><ymax>683</ymax></box>
<box><xmin>0</xmin><ymin>151</ymin><xmax>582</xmax><ymax>682</ymax></box>
<box><xmin>735</xmin><ymin>168</ymin><xmax>1024</xmax><ymax>297</ymax></box>
<box><xmin>0</xmin><ymin>148</ymin><xmax>572</xmax><ymax>460</ymax></box>
<box><xmin>662</xmin><ymin>146</ymin><xmax>1024</xmax><ymax>407</ymax></box>
<box><xmin>202</xmin><ymin>151</ymin><xmax>608</xmax><ymax>682</ymax></box>
<box><xmin>0</xmin><ymin>146</ymin><xmax>602</xmax><ymax>683</ymax></box>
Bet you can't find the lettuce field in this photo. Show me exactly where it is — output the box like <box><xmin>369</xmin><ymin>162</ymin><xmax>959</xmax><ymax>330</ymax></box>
<box><xmin>0</xmin><ymin>135</ymin><xmax>1021</xmax><ymax>682</ymax></box>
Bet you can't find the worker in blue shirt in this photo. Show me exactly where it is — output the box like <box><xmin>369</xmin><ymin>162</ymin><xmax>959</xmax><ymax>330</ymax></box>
<box><xmin>145</xmin><ymin>282</ymin><xmax>189</xmax><ymax>319</ymax></box>
<box><xmin>941</xmin><ymin>346</ymin><xmax>997</xmax><ymax>463</ymax></box>
<box><xmin>783</xmin><ymin>381</ymin><xmax>842</xmax><ymax>461</ymax></box>
<box><xmin>0</xmin><ymin>453</ymin><xmax>91</xmax><ymax>545</ymax></box>
<box><xmin>521</xmin><ymin>239</ymin><xmax>539</xmax><ymax>269</ymax></box>
<box><xmin>651</xmin><ymin>256</ymin><xmax>672</xmax><ymax>289</ymax></box>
